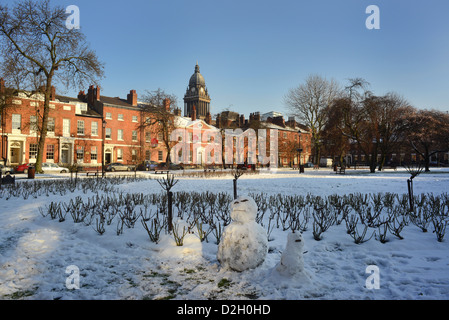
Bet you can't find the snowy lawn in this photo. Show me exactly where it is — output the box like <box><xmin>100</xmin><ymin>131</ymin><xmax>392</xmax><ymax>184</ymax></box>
<box><xmin>1</xmin><ymin>168</ymin><xmax>449</xmax><ymax>300</ymax></box>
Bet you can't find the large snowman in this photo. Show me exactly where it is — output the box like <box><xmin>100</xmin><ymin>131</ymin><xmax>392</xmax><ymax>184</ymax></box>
<box><xmin>217</xmin><ymin>195</ymin><xmax>268</xmax><ymax>272</ymax></box>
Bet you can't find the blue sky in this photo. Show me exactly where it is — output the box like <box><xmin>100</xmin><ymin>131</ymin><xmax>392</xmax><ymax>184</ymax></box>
<box><xmin>57</xmin><ymin>0</ymin><xmax>449</xmax><ymax>116</ymax></box>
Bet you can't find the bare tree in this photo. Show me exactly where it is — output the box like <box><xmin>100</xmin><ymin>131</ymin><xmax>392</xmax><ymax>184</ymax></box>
<box><xmin>0</xmin><ymin>0</ymin><xmax>104</xmax><ymax>172</ymax></box>
<box><xmin>404</xmin><ymin>109</ymin><xmax>449</xmax><ymax>172</ymax></box>
<box><xmin>140</xmin><ymin>88</ymin><xmax>178</xmax><ymax>164</ymax></box>
<box><xmin>363</xmin><ymin>92</ymin><xmax>412</xmax><ymax>171</ymax></box>
<box><xmin>284</xmin><ymin>74</ymin><xmax>341</xmax><ymax>165</ymax></box>
<box><xmin>330</xmin><ymin>79</ymin><xmax>411</xmax><ymax>173</ymax></box>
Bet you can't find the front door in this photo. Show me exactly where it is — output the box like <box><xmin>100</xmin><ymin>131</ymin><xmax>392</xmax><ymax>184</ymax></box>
<box><xmin>10</xmin><ymin>147</ymin><xmax>21</xmax><ymax>165</ymax></box>
<box><xmin>105</xmin><ymin>152</ymin><xmax>112</xmax><ymax>164</ymax></box>
<box><xmin>61</xmin><ymin>149</ymin><xmax>69</xmax><ymax>164</ymax></box>
<box><xmin>61</xmin><ymin>144</ymin><xmax>71</xmax><ymax>164</ymax></box>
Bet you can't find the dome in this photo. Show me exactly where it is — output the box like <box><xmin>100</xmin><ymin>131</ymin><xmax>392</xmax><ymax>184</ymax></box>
<box><xmin>189</xmin><ymin>63</ymin><xmax>206</xmax><ymax>88</ymax></box>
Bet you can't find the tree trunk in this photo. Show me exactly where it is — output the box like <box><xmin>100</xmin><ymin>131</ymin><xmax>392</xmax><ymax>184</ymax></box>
<box><xmin>35</xmin><ymin>81</ymin><xmax>52</xmax><ymax>173</ymax></box>
<box><xmin>378</xmin><ymin>153</ymin><xmax>386</xmax><ymax>171</ymax></box>
<box><xmin>424</xmin><ymin>148</ymin><xmax>430</xmax><ymax>172</ymax></box>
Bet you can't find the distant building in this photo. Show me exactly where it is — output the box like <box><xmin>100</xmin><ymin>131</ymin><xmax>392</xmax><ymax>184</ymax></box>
<box><xmin>261</xmin><ymin>111</ymin><xmax>283</xmax><ymax>121</ymax></box>
<box><xmin>183</xmin><ymin>62</ymin><xmax>211</xmax><ymax>120</ymax></box>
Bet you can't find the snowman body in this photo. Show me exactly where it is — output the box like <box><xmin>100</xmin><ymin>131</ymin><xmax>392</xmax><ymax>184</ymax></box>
<box><xmin>275</xmin><ymin>232</ymin><xmax>305</xmax><ymax>276</ymax></box>
<box><xmin>217</xmin><ymin>196</ymin><xmax>268</xmax><ymax>272</ymax></box>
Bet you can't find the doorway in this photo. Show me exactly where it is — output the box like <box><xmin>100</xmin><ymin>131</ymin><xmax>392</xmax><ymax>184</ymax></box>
<box><xmin>61</xmin><ymin>144</ymin><xmax>71</xmax><ymax>164</ymax></box>
<box><xmin>105</xmin><ymin>152</ymin><xmax>112</xmax><ymax>164</ymax></box>
<box><xmin>10</xmin><ymin>147</ymin><xmax>21</xmax><ymax>165</ymax></box>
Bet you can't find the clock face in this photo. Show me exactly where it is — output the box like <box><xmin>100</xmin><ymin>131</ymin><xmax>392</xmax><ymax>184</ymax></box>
<box><xmin>191</xmin><ymin>87</ymin><xmax>195</xmax><ymax>93</ymax></box>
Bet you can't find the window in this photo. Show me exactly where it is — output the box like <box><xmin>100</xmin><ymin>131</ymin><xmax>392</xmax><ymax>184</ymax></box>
<box><xmin>145</xmin><ymin>132</ymin><xmax>151</xmax><ymax>143</ymax></box>
<box><xmin>106</xmin><ymin>112</ymin><xmax>112</xmax><ymax>120</ymax></box>
<box><xmin>132</xmin><ymin>149</ymin><xmax>137</xmax><ymax>161</ymax></box>
<box><xmin>29</xmin><ymin>144</ymin><xmax>38</xmax><ymax>159</ymax></box>
<box><xmin>145</xmin><ymin>150</ymin><xmax>150</xmax><ymax>161</ymax></box>
<box><xmin>158</xmin><ymin>132</ymin><xmax>163</xmax><ymax>141</ymax></box>
<box><xmin>47</xmin><ymin>117</ymin><xmax>55</xmax><ymax>133</ymax></box>
<box><xmin>12</xmin><ymin>114</ymin><xmax>21</xmax><ymax>130</ymax></box>
<box><xmin>158</xmin><ymin>151</ymin><xmax>163</xmax><ymax>161</ymax></box>
<box><xmin>76</xmin><ymin>146</ymin><xmax>84</xmax><ymax>162</ymax></box>
<box><xmin>63</xmin><ymin>119</ymin><xmax>70</xmax><ymax>137</ymax></box>
<box><xmin>30</xmin><ymin>115</ymin><xmax>38</xmax><ymax>133</ymax></box>
<box><xmin>132</xmin><ymin>115</ymin><xmax>138</xmax><ymax>122</ymax></box>
<box><xmin>117</xmin><ymin>149</ymin><xmax>123</xmax><ymax>161</ymax></box>
<box><xmin>132</xmin><ymin>130</ymin><xmax>138</xmax><ymax>141</ymax></box>
<box><xmin>118</xmin><ymin>129</ymin><xmax>124</xmax><ymax>140</ymax></box>
<box><xmin>118</xmin><ymin>114</ymin><xmax>124</xmax><ymax>121</ymax></box>
<box><xmin>91</xmin><ymin>121</ymin><xmax>98</xmax><ymax>136</ymax></box>
<box><xmin>77</xmin><ymin>120</ymin><xmax>85</xmax><ymax>135</ymax></box>
<box><xmin>46</xmin><ymin>145</ymin><xmax>55</xmax><ymax>160</ymax></box>
<box><xmin>105</xmin><ymin>128</ymin><xmax>112</xmax><ymax>139</ymax></box>
<box><xmin>91</xmin><ymin>146</ymin><xmax>97</xmax><ymax>161</ymax></box>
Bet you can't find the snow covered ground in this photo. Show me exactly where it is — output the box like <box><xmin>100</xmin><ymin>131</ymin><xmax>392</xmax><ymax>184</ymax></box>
<box><xmin>1</xmin><ymin>167</ymin><xmax>449</xmax><ymax>300</ymax></box>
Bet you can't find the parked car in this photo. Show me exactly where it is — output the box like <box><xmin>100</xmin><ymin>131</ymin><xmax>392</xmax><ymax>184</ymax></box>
<box><xmin>0</xmin><ymin>164</ymin><xmax>14</xmax><ymax>174</ymax></box>
<box><xmin>105</xmin><ymin>162</ymin><xmax>134</xmax><ymax>172</ymax></box>
<box><xmin>15</xmin><ymin>163</ymin><xmax>33</xmax><ymax>173</ymax></box>
<box><xmin>41</xmin><ymin>163</ymin><xmax>69</xmax><ymax>173</ymax></box>
<box><xmin>144</xmin><ymin>160</ymin><xmax>159</xmax><ymax>171</ymax></box>
<box><xmin>156</xmin><ymin>162</ymin><xmax>184</xmax><ymax>171</ymax></box>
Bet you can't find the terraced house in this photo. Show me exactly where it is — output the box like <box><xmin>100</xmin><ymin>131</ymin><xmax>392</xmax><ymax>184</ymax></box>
<box><xmin>0</xmin><ymin>79</ymin><xmax>166</xmax><ymax>169</ymax></box>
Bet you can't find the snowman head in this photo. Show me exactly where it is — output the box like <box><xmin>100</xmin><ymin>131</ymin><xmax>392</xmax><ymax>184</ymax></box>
<box><xmin>230</xmin><ymin>196</ymin><xmax>258</xmax><ymax>223</ymax></box>
<box><xmin>288</xmin><ymin>231</ymin><xmax>304</xmax><ymax>250</ymax></box>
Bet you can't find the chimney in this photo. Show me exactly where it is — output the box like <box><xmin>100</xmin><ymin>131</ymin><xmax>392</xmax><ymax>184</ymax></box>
<box><xmin>239</xmin><ymin>114</ymin><xmax>245</xmax><ymax>127</ymax></box>
<box><xmin>78</xmin><ymin>90</ymin><xmax>86</xmax><ymax>101</ymax></box>
<box><xmin>95</xmin><ymin>85</ymin><xmax>100</xmax><ymax>101</ymax></box>
<box><xmin>191</xmin><ymin>105</ymin><xmax>197</xmax><ymax>121</ymax></box>
<box><xmin>0</xmin><ymin>78</ymin><xmax>5</xmax><ymax>93</ymax></box>
<box><xmin>163</xmin><ymin>98</ymin><xmax>171</xmax><ymax>112</ymax></box>
<box><xmin>174</xmin><ymin>108</ymin><xmax>181</xmax><ymax>116</ymax></box>
<box><xmin>87</xmin><ymin>85</ymin><xmax>94</xmax><ymax>106</ymax></box>
<box><xmin>50</xmin><ymin>86</ymin><xmax>56</xmax><ymax>101</ymax></box>
<box><xmin>216</xmin><ymin>114</ymin><xmax>221</xmax><ymax>128</ymax></box>
<box><xmin>127</xmin><ymin>89</ymin><xmax>137</xmax><ymax>106</ymax></box>
<box><xmin>273</xmin><ymin>116</ymin><xmax>285</xmax><ymax>127</ymax></box>
<box><xmin>205</xmin><ymin>112</ymin><xmax>212</xmax><ymax>125</ymax></box>
<box><xmin>287</xmin><ymin>116</ymin><xmax>296</xmax><ymax>128</ymax></box>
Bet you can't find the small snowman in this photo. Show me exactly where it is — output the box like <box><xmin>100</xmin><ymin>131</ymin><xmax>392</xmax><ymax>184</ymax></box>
<box><xmin>217</xmin><ymin>195</ymin><xmax>268</xmax><ymax>272</ymax></box>
<box><xmin>275</xmin><ymin>231</ymin><xmax>305</xmax><ymax>276</ymax></box>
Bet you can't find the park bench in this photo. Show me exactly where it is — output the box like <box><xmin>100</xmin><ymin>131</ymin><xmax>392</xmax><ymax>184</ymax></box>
<box><xmin>154</xmin><ymin>166</ymin><xmax>170</xmax><ymax>174</ymax></box>
<box><xmin>83</xmin><ymin>167</ymin><xmax>102</xmax><ymax>177</ymax></box>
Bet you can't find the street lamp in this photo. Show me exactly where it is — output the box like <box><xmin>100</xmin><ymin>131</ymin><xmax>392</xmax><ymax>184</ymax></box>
<box><xmin>102</xmin><ymin>119</ymin><xmax>107</xmax><ymax>177</ymax></box>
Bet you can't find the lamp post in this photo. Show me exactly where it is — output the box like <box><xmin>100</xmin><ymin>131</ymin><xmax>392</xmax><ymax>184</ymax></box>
<box><xmin>102</xmin><ymin>119</ymin><xmax>106</xmax><ymax>178</ymax></box>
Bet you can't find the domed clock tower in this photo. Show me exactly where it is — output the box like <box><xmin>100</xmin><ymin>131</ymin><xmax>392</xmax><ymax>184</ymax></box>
<box><xmin>184</xmin><ymin>62</ymin><xmax>211</xmax><ymax>119</ymax></box>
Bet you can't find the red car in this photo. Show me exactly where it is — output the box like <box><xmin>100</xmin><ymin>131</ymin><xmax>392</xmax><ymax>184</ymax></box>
<box><xmin>15</xmin><ymin>163</ymin><xmax>33</xmax><ymax>173</ymax></box>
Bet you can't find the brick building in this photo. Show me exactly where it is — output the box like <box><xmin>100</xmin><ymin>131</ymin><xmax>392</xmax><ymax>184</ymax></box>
<box><xmin>213</xmin><ymin>110</ymin><xmax>312</xmax><ymax>168</ymax></box>
<box><xmin>1</xmin><ymin>73</ymin><xmax>312</xmax><ymax>170</ymax></box>
<box><xmin>0</xmin><ymin>80</ymin><xmax>167</xmax><ymax>168</ymax></box>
